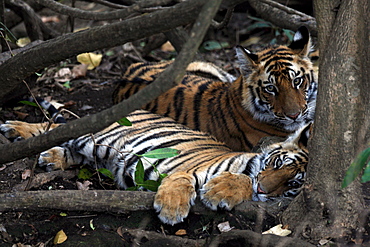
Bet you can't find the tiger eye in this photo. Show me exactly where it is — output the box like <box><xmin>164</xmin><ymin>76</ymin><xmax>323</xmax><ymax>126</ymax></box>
<box><xmin>292</xmin><ymin>77</ymin><xmax>303</xmax><ymax>87</ymax></box>
<box><xmin>265</xmin><ymin>85</ymin><xmax>276</xmax><ymax>93</ymax></box>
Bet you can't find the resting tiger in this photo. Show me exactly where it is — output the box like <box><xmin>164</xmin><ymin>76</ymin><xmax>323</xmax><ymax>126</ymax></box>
<box><xmin>113</xmin><ymin>26</ymin><xmax>317</xmax><ymax>151</ymax></box>
<box><xmin>0</xmin><ymin>110</ymin><xmax>310</xmax><ymax>225</ymax></box>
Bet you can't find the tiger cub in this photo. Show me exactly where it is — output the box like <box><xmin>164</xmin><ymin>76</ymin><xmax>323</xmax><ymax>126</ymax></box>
<box><xmin>0</xmin><ymin>110</ymin><xmax>310</xmax><ymax>225</ymax></box>
<box><xmin>113</xmin><ymin>26</ymin><xmax>317</xmax><ymax>151</ymax></box>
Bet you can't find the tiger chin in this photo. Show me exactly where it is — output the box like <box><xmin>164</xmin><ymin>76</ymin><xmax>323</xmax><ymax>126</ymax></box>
<box><xmin>113</xmin><ymin>26</ymin><xmax>317</xmax><ymax>151</ymax></box>
<box><xmin>1</xmin><ymin>110</ymin><xmax>310</xmax><ymax>225</ymax></box>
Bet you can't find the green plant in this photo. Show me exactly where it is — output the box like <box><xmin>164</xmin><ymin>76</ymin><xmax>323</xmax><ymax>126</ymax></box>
<box><xmin>0</xmin><ymin>21</ymin><xmax>17</xmax><ymax>43</ymax></box>
<box><xmin>117</xmin><ymin>117</ymin><xmax>132</xmax><ymax>126</ymax></box>
<box><xmin>342</xmin><ymin>147</ymin><xmax>370</xmax><ymax>188</ymax></box>
<box><xmin>246</xmin><ymin>16</ymin><xmax>295</xmax><ymax>44</ymax></box>
<box><xmin>78</xmin><ymin>147</ymin><xmax>179</xmax><ymax>191</ymax></box>
<box><xmin>127</xmin><ymin>148</ymin><xmax>180</xmax><ymax>191</ymax></box>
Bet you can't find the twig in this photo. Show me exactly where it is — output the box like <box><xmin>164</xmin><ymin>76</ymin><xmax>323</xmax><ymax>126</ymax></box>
<box><xmin>0</xmin><ymin>0</ymin><xmax>223</xmax><ymax>164</ymax></box>
<box><xmin>35</xmin><ymin>0</ymin><xmax>175</xmax><ymax>21</ymax></box>
<box><xmin>90</xmin><ymin>0</ymin><xmax>129</xmax><ymax>9</ymax></box>
<box><xmin>247</xmin><ymin>0</ymin><xmax>317</xmax><ymax>36</ymax></box>
<box><xmin>212</xmin><ymin>7</ymin><xmax>234</xmax><ymax>29</ymax></box>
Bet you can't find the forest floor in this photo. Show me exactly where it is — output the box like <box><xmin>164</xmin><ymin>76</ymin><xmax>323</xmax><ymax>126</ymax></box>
<box><xmin>0</xmin><ymin>2</ymin><xmax>369</xmax><ymax>246</ymax></box>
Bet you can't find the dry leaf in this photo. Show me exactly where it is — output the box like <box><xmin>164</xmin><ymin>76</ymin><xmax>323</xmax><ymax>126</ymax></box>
<box><xmin>217</xmin><ymin>221</ymin><xmax>234</xmax><ymax>233</ymax></box>
<box><xmin>49</xmin><ymin>100</ymin><xmax>65</xmax><ymax>110</ymax></box>
<box><xmin>76</xmin><ymin>180</ymin><xmax>92</xmax><ymax>190</ymax></box>
<box><xmin>116</xmin><ymin>226</ymin><xmax>124</xmax><ymax>238</ymax></box>
<box><xmin>72</xmin><ymin>64</ymin><xmax>88</xmax><ymax>78</ymax></box>
<box><xmin>21</xmin><ymin>169</ymin><xmax>31</xmax><ymax>180</ymax></box>
<box><xmin>53</xmin><ymin>230</ymin><xmax>67</xmax><ymax>244</ymax></box>
<box><xmin>77</xmin><ymin>53</ymin><xmax>102</xmax><ymax>70</ymax></box>
<box><xmin>175</xmin><ymin>229</ymin><xmax>187</xmax><ymax>236</ymax></box>
<box><xmin>240</xmin><ymin>36</ymin><xmax>261</xmax><ymax>47</ymax></box>
<box><xmin>16</xmin><ymin>37</ymin><xmax>31</xmax><ymax>47</ymax></box>
<box><xmin>14</xmin><ymin>111</ymin><xmax>29</xmax><ymax>120</ymax></box>
<box><xmin>41</xmin><ymin>16</ymin><xmax>60</xmax><ymax>23</ymax></box>
<box><xmin>161</xmin><ymin>41</ymin><xmax>175</xmax><ymax>52</ymax></box>
<box><xmin>319</xmin><ymin>239</ymin><xmax>331</xmax><ymax>245</ymax></box>
<box><xmin>55</xmin><ymin>68</ymin><xmax>72</xmax><ymax>82</ymax></box>
<box><xmin>80</xmin><ymin>105</ymin><xmax>93</xmax><ymax>111</ymax></box>
<box><xmin>262</xmin><ymin>224</ymin><xmax>291</xmax><ymax>236</ymax></box>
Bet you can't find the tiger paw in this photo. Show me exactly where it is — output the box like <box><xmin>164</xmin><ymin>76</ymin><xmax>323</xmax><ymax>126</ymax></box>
<box><xmin>153</xmin><ymin>172</ymin><xmax>196</xmax><ymax>225</ymax></box>
<box><xmin>0</xmin><ymin>121</ymin><xmax>52</xmax><ymax>141</ymax></box>
<box><xmin>38</xmin><ymin>147</ymin><xmax>70</xmax><ymax>171</ymax></box>
<box><xmin>0</xmin><ymin>121</ymin><xmax>32</xmax><ymax>141</ymax></box>
<box><xmin>200</xmin><ymin>172</ymin><xmax>253</xmax><ymax>211</ymax></box>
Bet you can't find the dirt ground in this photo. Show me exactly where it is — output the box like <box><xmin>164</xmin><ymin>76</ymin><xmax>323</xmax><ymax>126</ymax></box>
<box><xmin>0</xmin><ymin>2</ymin><xmax>369</xmax><ymax>246</ymax></box>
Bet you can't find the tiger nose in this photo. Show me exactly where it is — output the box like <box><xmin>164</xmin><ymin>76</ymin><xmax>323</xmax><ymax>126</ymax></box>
<box><xmin>286</xmin><ymin>112</ymin><xmax>300</xmax><ymax>119</ymax></box>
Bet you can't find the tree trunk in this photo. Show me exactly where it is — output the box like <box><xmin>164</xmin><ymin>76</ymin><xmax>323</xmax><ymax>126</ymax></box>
<box><xmin>282</xmin><ymin>0</ymin><xmax>370</xmax><ymax>242</ymax></box>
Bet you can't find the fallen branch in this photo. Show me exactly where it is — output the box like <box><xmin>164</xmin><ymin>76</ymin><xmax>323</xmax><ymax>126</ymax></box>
<box><xmin>0</xmin><ymin>189</ymin><xmax>292</xmax><ymax>218</ymax></box>
<box><xmin>0</xmin><ymin>0</ymin><xmax>245</xmax><ymax>105</ymax></box>
<box><xmin>209</xmin><ymin>229</ymin><xmax>315</xmax><ymax>247</ymax></box>
<box><xmin>248</xmin><ymin>0</ymin><xmax>317</xmax><ymax>36</ymax></box>
<box><xmin>34</xmin><ymin>0</ymin><xmax>173</xmax><ymax>20</ymax></box>
<box><xmin>11</xmin><ymin>170</ymin><xmax>79</xmax><ymax>192</ymax></box>
<box><xmin>0</xmin><ymin>0</ymin><xmax>222</xmax><ymax>164</ymax></box>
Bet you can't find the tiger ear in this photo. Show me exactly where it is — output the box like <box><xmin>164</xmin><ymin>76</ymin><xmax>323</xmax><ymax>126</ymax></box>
<box><xmin>288</xmin><ymin>26</ymin><xmax>312</xmax><ymax>57</ymax></box>
<box><xmin>235</xmin><ymin>45</ymin><xmax>259</xmax><ymax>75</ymax></box>
<box><xmin>286</xmin><ymin>123</ymin><xmax>313</xmax><ymax>149</ymax></box>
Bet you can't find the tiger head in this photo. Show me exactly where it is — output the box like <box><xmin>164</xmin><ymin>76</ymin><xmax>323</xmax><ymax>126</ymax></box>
<box><xmin>236</xmin><ymin>26</ymin><xmax>317</xmax><ymax>131</ymax></box>
<box><xmin>251</xmin><ymin>123</ymin><xmax>311</xmax><ymax>201</ymax></box>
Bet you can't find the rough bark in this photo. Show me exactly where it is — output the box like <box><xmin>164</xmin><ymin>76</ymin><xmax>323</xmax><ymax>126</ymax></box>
<box><xmin>209</xmin><ymin>229</ymin><xmax>315</xmax><ymax>247</ymax></box>
<box><xmin>248</xmin><ymin>0</ymin><xmax>317</xmax><ymax>36</ymax></box>
<box><xmin>282</xmin><ymin>0</ymin><xmax>370</xmax><ymax>241</ymax></box>
<box><xmin>0</xmin><ymin>0</ymin><xmax>222</xmax><ymax>164</ymax></box>
<box><xmin>0</xmin><ymin>189</ymin><xmax>292</xmax><ymax>222</ymax></box>
<box><xmin>0</xmin><ymin>0</ymin><xmax>246</xmax><ymax>105</ymax></box>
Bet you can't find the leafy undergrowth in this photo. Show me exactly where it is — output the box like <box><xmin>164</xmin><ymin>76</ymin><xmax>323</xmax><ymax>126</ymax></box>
<box><xmin>1</xmin><ymin>3</ymin><xmax>369</xmax><ymax>246</ymax></box>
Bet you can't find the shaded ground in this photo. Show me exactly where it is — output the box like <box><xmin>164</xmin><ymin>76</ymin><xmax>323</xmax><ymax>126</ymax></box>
<box><xmin>0</xmin><ymin>2</ymin><xmax>369</xmax><ymax>246</ymax></box>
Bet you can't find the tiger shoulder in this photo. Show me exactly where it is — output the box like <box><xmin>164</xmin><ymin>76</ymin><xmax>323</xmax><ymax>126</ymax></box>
<box><xmin>113</xmin><ymin>26</ymin><xmax>317</xmax><ymax>151</ymax></box>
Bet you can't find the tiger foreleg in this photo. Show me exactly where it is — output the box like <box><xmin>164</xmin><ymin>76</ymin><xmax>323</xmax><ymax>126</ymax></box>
<box><xmin>200</xmin><ymin>172</ymin><xmax>253</xmax><ymax>211</ymax></box>
<box><xmin>0</xmin><ymin>121</ymin><xmax>60</xmax><ymax>141</ymax></box>
<box><xmin>153</xmin><ymin>172</ymin><xmax>197</xmax><ymax>225</ymax></box>
<box><xmin>38</xmin><ymin>147</ymin><xmax>74</xmax><ymax>171</ymax></box>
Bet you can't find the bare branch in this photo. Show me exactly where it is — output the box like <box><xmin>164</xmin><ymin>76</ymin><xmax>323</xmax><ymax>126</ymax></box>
<box><xmin>0</xmin><ymin>0</ymin><xmax>242</xmax><ymax>105</ymax></box>
<box><xmin>5</xmin><ymin>0</ymin><xmax>60</xmax><ymax>40</ymax></box>
<box><xmin>0</xmin><ymin>0</ymin><xmax>223</xmax><ymax>164</ymax></box>
<box><xmin>35</xmin><ymin>0</ymin><xmax>174</xmax><ymax>20</ymax></box>
<box><xmin>248</xmin><ymin>0</ymin><xmax>317</xmax><ymax>36</ymax></box>
<box><xmin>0</xmin><ymin>189</ymin><xmax>292</xmax><ymax>221</ymax></box>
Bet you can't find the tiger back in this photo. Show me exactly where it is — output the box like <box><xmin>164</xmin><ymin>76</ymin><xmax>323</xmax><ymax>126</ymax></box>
<box><xmin>113</xmin><ymin>26</ymin><xmax>317</xmax><ymax>151</ymax></box>
<box><xmin>0</xmin><ymin>110</ymin><xmax>310</xmax><ymax>225</ymax></box>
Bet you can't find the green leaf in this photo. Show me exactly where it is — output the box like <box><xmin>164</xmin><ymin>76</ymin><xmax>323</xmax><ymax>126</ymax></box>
<box><xmin>159</xmin><ymin>173</ymin><xmax>168</xmax><ymax>180</ymax></box>
<box><xmin>361</xmin><ymin>161</ymin><xmax>370</xmax><ymax>183</ymax></box>
<box><xmin>141</xmin><ymin>148</ymin><xmax>180</xmax><ymax>159</ymax></box>
<box><xmin>247</xmin><ymin>16</ymin><xmax>270</xmax><ymax>23</ymax></box>
<box><xmin>245</xmin><ymin>22</ymin><xmax>273</xmax><ymax>33</ymax></box>
<box><xmin>126</xmin><ymin>186</ymin><xmax>139</xmax><ymax>191</ymax></box>
<box><xmin>134</xmin><ymin>160</ymin><xmax>145</xmax><ymax>185</ymax></box>
<box><xmin>117</xmin><ymin>117</ymin><xmax>132</xmax><ymax>126</ymax></box>
<box><xmin>97</xmin><ymin>168</ymin><xmax>114</xmax><ymax>180</ymax></box>
<box><xmin>201</xmin><ymin>41</ymin><xmax>229</xmax><ymax>51</ymax></box>
<box><xmin>90</xmin><ymin>219</ymin><xmax>95</xmax><ymax>230</ymax></box>
<box><xmin>342</xmin><ymin>147</ymin><xmax>370</xmax><ymax>188</ymax></box>
<box><xmin>78</xmin><ymin>168</ymin><xmax>94</xmax><ymax>180</ymax></box>
<box><xmin>18</xmin><ymin>100</ymin><xmax>38</xmax><ymax>107</ymax></box>
<box><xmin>63</xmin><ymin>81</ymin><xmax>71</xmax><ymax>89</ymax></box>
<box><xmin>0</xmin><ymin>21</ymin><xmax>17</xmax><ymax>43</ymax></box>
<box><xmin>140</xmin><ymin>180</ymin><xmax>161</xmax><ymax>192</ymax></box>
<box><xmin>282</xmin><ymin>29</ymin><xmax>295</xmax><ymax>41</ymax></box>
